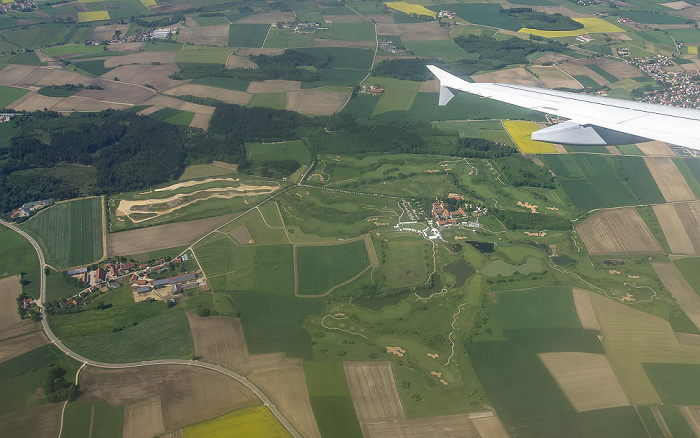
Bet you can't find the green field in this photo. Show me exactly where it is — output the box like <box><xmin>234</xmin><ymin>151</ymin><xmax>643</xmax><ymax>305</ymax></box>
<box><xmin>297</xmin><ymin>47</ymin><xmax>374</xmax><ymax>70</ymax></box>
<box><xmin>0</xmin><ymin>86</ymin><xmax>28</xmax><ymax>109</ymax></box>
<box><xmin>0</xmin><ymin>225</ymin><xmax>40</xmax><ymax>298</ymax></box>
<box><xmin>428</xmin><ymin>3</ymin><xmax>522</xmax><ymax>31</ymax></box>
<box><xmin>370</xmin><ymin>77</ymin><xmax>421</xmax><ymax>115</ymax></box>
<box><xmin>62</xmin><ymin>401</ymin><xmax>123</xmax><ymax>438</ymax></box>
<box><xmin>341</xmin><ymin>94</ymin><xmax>377</xmax><ymax>119</ymax></box>
<box><xmin>44</xmin><ymin>44</ymin><xmax>106</xmax><ymax>57</ymax></box>
<box><xmin>58</xmin><ymin>309</ymin><xmax>193</xmax><ymax>363</ymax></box>
<box><xmin>192</xmin><ymin>15</ymin><xmax>231</xmax><ymax>26</ymax></box>
<box><xmin>304</xmin><ymin>361</ymin><xmax>363</xmax><ymax>438</ymax></box>
<box><xmin>247</xmin><ymin>140</ymin><xmax>311</xmax><ymax>164</ymax></box>
<box><xmin>22</xmin><ymin>197</ymin><xmax>103</xmax><ymax>268</ymax></box>
<box><xmin>149</xmin><ymin>107</ymin><xmax>195</xmax><ymax>126</ymax></box>
<box><xmin>674</xmin><ymin>257</ymin><xmax>700</xmax><ymax>296</ymax></box>
<box><xmin>377</xmin><ymin>235</ymin><xmax>430</xmax><ymax>288</ymax></box>
<box><xmin>0</xmin><ymin>24</ymin><xmax>76</xmax><ymax>49</ymax></box>
<box><xmin>574</xmin><ymin>74</ymin><xmax>601</xmax><ymax>88</ymax></box>
<box><xmin>191</xmin><ymin>76</ymin><xmax>250</xmax><ymax>92</ymax></box>
<box><xmin>587</xmin><ymin>64</ymin><xmax>619</xmax><ymax>83</ymax></box>
<box><xmin>621</xmin><ymin>156</ymin><xmax>666</xmax><ymax>204</ymax></box>
<box><xmin>402</xmin><ymin>40</ymin><xmax>470</xmax><ymax>61</ymax></box>
<box><xmin>668</xmin><ymin>28</ymin><xmax>700</xmax><ymax>44</ymax></box>
<box><xmin>0</xmin><ymin>51</ymin><xmax>41</xmax><ymax>66</ymax></box>
<box><xmin>73</xmin><ymin>59</ymin><xmax>113</xmax><ymax>76</ymax></box>
<box><xmin>674</xmin><ymin>158</ymin><xmax>700</xmax><ymax>197</ymax></box>
<box><xmin>302</xmin><ymin>68</ymin><xmax>369</xmax><ymax>88</ymax></box>
<box><xmin>329</xmin><ymin>23</ymin><xmax>375</xmax><ymax>41</ymax></box>
<box><xmin>658</xmin><ymin>405</ymin><xmax>696</xmax><ymax>438</ymax></box>
<box><xmin>296</xmin><ymin>239</ymin><xmax>371</xmax><ymax>295</ymax></box>
<box><xmin>228</xmin><ymin>23</ymin><xmax>269</xmax><ymax>47</ymax></box>
<box><xmin>432</xmin><ymin>120</ymin><xmax>515</xmax><ymax>146</ymax></box>
<box><xmin>175</xmin><ymin>45</ymin><xmax>233</xmax><ymax>64</ymax></box>
<box><xmin>644</xmin><ymin>363</ymin><xmax>700</xmax><ymax>405</ymax></box>
<box><xmin>248</xmin><ymin>92</ymin><xmax>286</xmax><ymax>109</ymax></box>
<box><xmin>495</xmin><ymin>287</ymin><xmax>581</xmax><ymax>330</ymax></box>
<box><xmin>615</xmin><ymin>10</ymin><xmax>688</xmax><ymax>24</ymax></box>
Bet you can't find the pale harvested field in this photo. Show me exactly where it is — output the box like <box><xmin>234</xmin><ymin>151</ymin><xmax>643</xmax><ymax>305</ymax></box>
<box><xmin>0</xmin><ymin>331</ymin><xmax>48</xmax><ymax>363</ymax></box>
<box><xmin>190</xmin><ymin>113</ymin><xmax>212</xmax><ymax>130</ymax></box>
<box><xmin>78</xmin><ymin>365</ymin><xmax>258</xmax><ymax>430</ymax></box>
<box><xmin>0</xmin><ymin>275</ymin><xmax>23</xmax><ymax>332</ymax></box>
<box><xmin>637</xmin><ymin>140</ymin><xmax>675</xmax><ymax>156</ymax></box>
<box><xmin>584</xmin><ymin>57</ymin><xmax>642</xmax><ymax>80</ymax></box>
<box><xmin>653</xmin><ymin>262</ymin><xmax>700</xmax><ymax>330</ymax></box>
<box><xmin>0</xmin><ymin>64</ymin><xmax>36</xmax><ymax>86</ymax></box>
<box><xmin>591</xmin><ymin>293</ymin><xmax>700</xmax><ymax>405</ymax></box>
<box><xmin>362</xmin><ymin>414</ymin><xmax>479</xmax><ymax>438</ymax></box>
<box><xmin>680</xmin><ymin>406</ymin><xmax>700</xmax><ymax>436</ymax></box>
<box><xmin>676</xmin><ymin>332</ymin><xmax>700</xmax><ymax>346</ymax></box>
<box><xmin>344</xmin><ymin>361</ymin><xmax>404</xmax><ymax>422</ymax></box>
<box><xmin>576</xmin><ymin>207</ymin><xmax>662</xmax><ymax>254</ymax></box>
<box><xmin>473</xmin><ymin>67</ymin><xmax>545</xmax><ymax>87</ymax></box>
<box><xmin>323</xmin><ymin>14</ymin><xmax>368</xmax><ymax>23</ymax></box>
<box><xmin>105</xmin><ymin>42</ymin><xmax>146</xmax><ymax>52</ymax></box>
<box><xmin>654</xmin><ymin>203</ymin><xmax>696</xmax><ymax>254</ymax></box>
<box><xmin>186</xmin><ymin>311</ymin><xmax>250</xmax><ymax>373</ymax></box>
<box><xmin>0</xmin><ymin>403</ymin><xmax>62</xmax><ymax>438</ymax></box>
<box><xmin>107</xmin><ymin>213</ymin><xmax>236</xmax><ymax>256</ymax></box>
<box><xmin>572</xmin><ymin>288</ymin><xmax>600</xmax><ymax>330</ymax></box>
<box><xmin>50</xmin><ymin>96</ymin><xmax>133</xmax><ymax>112</ymax></box>
<box><xmin>367</xmin><ymin>14</ymin><xmax>394</xmax><ymax>24</ymax></box>
<box><xmin>141</xmin><ymin>94</ymin><xmax>215</xmax><ymax>115</ymax></box>
<box><xmin>239</xmin><ymin>12</ymin><xmax>294</xmax><ymax>23</ymax></box>
<box><xmin>536</xmin><ymin>5</ymin><xmax>590</xmax><ymax>18</ymax></box>
<box><xmin>644</xmin><ymin>157</ymin><xmax>695</xmax><ymax>202</ymax></box>
<box><xmin>419</xmin><ymin>79</ymin><xmax>439</xmax><ymax>93</ymax></box>
<box><xmin>559</xmin><ymin>61</ymin><xmax>609</xmax><ymax>86</ymax></box>
<box><xmin>103</xmin><ymin>64</ymin><xmax>183</xmax><ymax>92</ymax></box>
<box><xmin>164</xmin><ymin>84</ymin><xmax>252</xmax><ymax>105</ymax></box>
<box><xmin>91</xmin><ymin>24</ymin><xmax>129</xmax><ymax>41</ymax></box>
<box><xmin>527</xmin><ymin>65</ymin><xmax>581</xmax><ymax>89</ymax></box>
<box><xmin>662</xmin><ymin>0</ymin><xmax>692</xmax><ymax>9</ymax></box>
<box><xmin>312</xmin><ymin>39</ymin><xmax>376</xmax><ymax>48</ymax></box>
<box><xmin>554</xmin><ymin>144</ymin><xmax>568</xmax><ymax>153</ymax></box>
<box><xmin>230</xmin><ymin>225</ymin><xmax>254</xmax><ymax>244</ymax></box>
<box><xmin>250</xmin><ymin>366</ymin><xmax>322</xmax><ymax>438</ymax></box>
<box><xmin>137</xmin><ymin>105</ymin><xmax>165</xmax><ymax>116</ymax></box>
<box><xmin>34</xmin><ymin>49</ymin><xmax>62</xmax><ymax>68</ymax></box>
<box><xmin>225</xmin><ymin>54</ymin><xmax>258</xmax><ymax>69</ymax></box>
<box><xmin>103</xmin><ymin>51</ymin><xmax>176</xmax><ymax>68</ymax></box>
<box><xmin>248</xmin><ymin>80</ymin><xmax>301</xmax><ymax>93</ymax></box>
<box><xmin>608</xmin><ymin>32</ymin><xmax>632</xmax><ymax>41</ymax></box>
<box><xmin>76</xmin><ymin>80</ymin><xmax>155</xmax><ymax>105</ymax></box>
<box><xmin>471</xmin><ymin>415</ymin><xmax>509</xmax><ymax>438</ymax></box>
<box><xmin>12</xmin><ymin>66</ymin><xmax>88</xmax><ymax>88</ymax></box>
<box><xmin>236</xmin><ymin>48</ymin><xmax>285</xmax><ymax>56</ymax></box>
<box><xmin>670</xmin><ymin>202</ymin><xmax>700</xmax><ymax>253</ymax></box>
<box><xmin>533</xmin><ymin>52</ymin><xmax>573</xmax><ymax>65</ymax></box>
<box><xmin>606</xmin><ymin>145</ymin><xmax>621</xmax><ymax>154</ymax></box>
<box><xmin>177</xmin><ymin>24</ymin><xmax>230</xmax><ymax>46</ymax></box>
<box><xmin>123</xmin><ymin>396</ymin><xmax>165</xmax><ymax>438</ymax></box>
<box><xmin>285</xmin><ymin>90</ymin><xmax>348</xmax><ymax>115</ymax></box>
<box><xmin>376</xmin><ymin>23</ymin><xmax>400</xmax><ymax>36</ymax></box>
<box><xmin>5</xmin><ymin>92</ymin><xmax>62</xmax><ymax>111</ymax></box>
<box><xmin>539</xmin><ymin>352</ymin><xmax>629</xmax><ymax>412</ymax></box>
<box><xmin>397</xmin><ymin>22</ymin><xmax>450</xmax><ymax>41</ymax></box>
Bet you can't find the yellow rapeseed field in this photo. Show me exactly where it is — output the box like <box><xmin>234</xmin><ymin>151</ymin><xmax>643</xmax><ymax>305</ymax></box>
<box><xmin>385</xmin><ymin>2</ymin><xmax>436</xmax><ymax>18</ymax></box>
<box><xmin>519</xmin><ymin>18</ymin><xmax>624</xmax><ymax>38</ymax></box>
<box><xmin>688</xmin><ymin>45</ymin><xmax>698</xmax><ymax>55</ymax></box>
<box><xmin>77</xmin><ymin>10</ymin><xmax>110</xmax><ymax>22</ymax></box>
<box><xmin>184</xmin><ymin>406</ymin><xmax>291</xmax><ymax>438</ymax></box>
<box><xmin>140</xmin><ymin>0</ymin><xmax>157</xmax><ymax>7</ymax></box>
<box><xmin>503</xmin><ymin>120</ymin><xmax>557</xmax><ymax>154</ymax></box>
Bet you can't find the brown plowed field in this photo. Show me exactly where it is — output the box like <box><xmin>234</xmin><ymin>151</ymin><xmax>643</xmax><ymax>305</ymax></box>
<box><xmin>248</xmin><ymin>80</ymin><xmax>301</xmax><ymax>93</ymax></box>
<box><xmin>539</xmin><ymin>352</ymin><xmax>630</xmax><ymax>412</ymax></box>
<box><xmin>177</xmin><ymin>24</ymin><xmax>230</xmax><ymax>46</ymax></box>
<box><xmin>376</xmin><ymin>23</ymin><xmax>400</xmax><ymax>36</ymax></box>
<box><xmin>250</xmin><ymin>367</ymin><xmax>322</xmax><ymax>438</ymax></box>
<box><xmin>141</xmin><ymin>94</ymin><xmax>216</xmax><ymax>115</ymax></box>
<box><xmin>312</xmin><ymin>39</ymin><xmax>375</xmax><ymax>48</ymax></box>
<box><xmin>236</xmin><ymin>48</ymin><xmax>285</xmax><ymax>56</ymax></box>
<box><xmin>226</xmin><ymin>54</ymin><xmax>258</xmax><ymax>69</ymax></box>
<box><xmin>190</xmin><ymin>113</ymin><xmax>212</xmax><ymax>130</ymax></box>
<box><xmin>0</xmin><ymin>331</ymin><xmax>48</xmax><ymax>363</ymax></box>
<box><xmin>419</xmin><ymin>79</ymin><xmax>439</xmax><ymax>93</ymax></box>
<box><xmin>473</xmin><ymin>67</ymin><xmax>545</xmax><ymax>87</ymax></box>
<box><xmin>0</xmin><ymin>64</ymin><xmax>36</xmax><ymax>86</ymax></box>
<box><xmin>91</xmin><ymin>24</ymin><xmax>129</xmax><ymax>42</ymax></box>
<box><xmin>637</xmin><ymin>141</ymin><xmax>675</xmax><ymax>156</ymax></box>
<box><xmin>643</xmin><ymin>157</ymin><xmax>695</xmax><ymax>202</ymax></box>
<box><xmin>527</xmin><ymin>65</ymin><xmax>581</xmax><ymax>89</ymax></box>
<box><xmin>537</xmin><ymin>6</ymin><xmax>590</xmax><ymax>17</ymax></box>
<box><xmin>50</xmin><ymin>96</ymin><xmax>132</xmax><ymax>112</ymax></box>
<box><xmin>0</xmin><ymin>403</ymin><xmax>62</xmax><ymax>438</ymax></box>
<box><xmin>322</xmin><ymin>14</ymin><xmax>368</xmax><ymax>23</ymax></box>
<box><xmin>344</xmin><ymin>361</ymin><xmax>404</xmax><ymax>422</ymax></box>
<box><xmin>5</xmin><ymin>92</ymin><xmax>61</xmax><ymax>111</ymax></box>
<box><xmin>105</xmin><ymin>42</ymin><xmax>146</xmax><ymax>52</ymax></box>
<box><xmin>76</xmin><ymin>79</ymin><xmax>155</xmax><ymax>105</ymax></box>
<box><xmin>583</xmin><ymin>57</ymin><xmax>643</xmax><ymax>80</ymax></box>
<box><xmin>123</xmin><ymin>396</ymin><xmax>165</xmax><ymax>438</ymax></box>
<box><xmin>653</xmin><ymin>203</ymin><xmax>697</xmax><ymax>254</ymax></box>
<box><xmin>576</xmin><ymin>207</ymin><xmax>663</xmax><ymax>254</ymax></box>
<box><xmin>285</xmin><ymin>90</ymin><xmax>348</xmax><ymax>115</ymax></box>
<box><xmin>471</xmin><ymin>415</ymin><xmax>509</xmax><ymax>438</ymax></box>
<box><xmin>107</xmin><ymin>213</ymin><xmax>236</xmax><ymax>256</ymax></box>
<box><xmin>238</xmin><ymin>12</ymin><xmax>295</xmax><ymax>23</ymax></box>
<box><xmin>103</xmin><ymin>52</ymin><xmax>176</xmax><ymax>68</ymax></box>
<box><xmin>559</xmin><ymin>61</ymin><xmax>609</xmax><ymax>86</ymax></box>
<box><xmin>397</xmin><ymin>22</ymin><xmax>450</xmax><ymax>41</ymax></box>
<box><xmin>653</xmin><ymin>262</ymin><xmax>700</xmax><ymax>330</ymax></box>
<box><xmin>533</xmin><ymin>52</ymin><xmax>573</xmax><ymax>65</ymax></box>
<box><xmin>572</xmin><ymin>288</ymin><xmax>600</xmax><ymax>330</ymax></box>
<box><xmin>362</xmin><ymin>414</ymin><xmax>479</xmax><ymax>438</ymax></box>
<box><xmin>186</xmin><ymin>311</ymin><xmax>250</xmax><ymax>373</ymax></box>
<box><xmin>78</xmin><ymin>365</ymin><xmax>258</xmax><ymax>431</ymax></box>
<box><xmin>164</xmin><ymin>84</ymin><xmax>252</xmax><ymax>105</ymax></box>
<box><xmin>0</xmin><ymin>275</ymin><xmax>40</xmax><ymax>341</ymax></box>
<box><xmin>103</xmin><ymin>64</ymin><xmax>183</xmax><ymax>92</ymax></box>
<box><xmin>14</xmin><ymin>67</ymin><xmax>88</xmax><ymax>88</ymax></box>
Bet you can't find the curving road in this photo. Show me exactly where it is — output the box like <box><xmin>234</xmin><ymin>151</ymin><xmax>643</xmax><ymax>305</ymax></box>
<box><xmin>0</xmin><ymin>219</ymin><xmax>303</xmax><ymax>438</ymax></box>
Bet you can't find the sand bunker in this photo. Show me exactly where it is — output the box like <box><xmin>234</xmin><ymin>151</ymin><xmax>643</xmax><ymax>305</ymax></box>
<box><xmin>424</xmin><ymin>169</ymin><xmax>442</xmax><ymax>173</ymax></box>
<box><xmin>427</xmin><ymin>353</ymin><xmax>439</xmax><ymax>359</ymax></box>
<box><xmin>386</xmin><ymin>346</ymin><xmax>406</xmax><ymax>357</ymax></box>
<box><xmin>517</xmin><ymin>201</ymin><xmax>539</xmax><ymax>213</ymax></box>
<box><xmin>140</xmin><ymin>177</ymin><xmax>240</xmax><ymax>194</ymax></box>
<box><xmin>440</xmin><ymin>379</ymin><xmax>448</xmax><ymax>386</ymax></box>
<box><xmin>524</xmin><ymin>231</ymin><xmax>547</xmax><ymax>237</ymax></box>
<box><xmin>546</xmin><ymin>207</ymin><xmax>559</xmax><ymax>211</ymax></box>
<box><xmin>628</xmin><ymin>275</ymin><xmax>640</xmax><ymax>279</ymax></box>
<box><xmin>620</xmin><ymin>293</ymin><xmax>636</xmax><ymax>302</ymax></box>
<box><xmin>609</xmin><ymin>270</ymin><xmax>621</xmax><ymax>275</ymax></box>
<box><xmin>117</xmin><ymin>184</ymin><xmax>277</xmax><ymax>223</ymax></box>
<box><xmin>431</xmin><ymin>371</ymin><xmax>442</xmax><ymax>377</ymax></box>
<box><xmin>454</xmin><ymin>236</ymin><xmax>467</xmax><ymax>240</ymax></box>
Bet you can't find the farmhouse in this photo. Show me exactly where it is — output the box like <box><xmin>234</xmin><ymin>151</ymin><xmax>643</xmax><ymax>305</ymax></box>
<box><xmin>96</xmin><ymin>267</ymin><xmax>106</xmax><ymax>282</ymax></box>
<box><xmin>151</xmin><ymin>28</ymin><xmax>172</xmax><ymax>39</ymax></box>
<box><xmin>153</xmin><ymin>273</ymin><xmax>197</xmax><ymax>288</ymax></box>
<box><xmin>67</xmin><ymin>267</ymin><xmax>88</xmax><ymax>276</ymax></box>
<box><xmin>10</xmin><ymin>199</ymin><xmax>52</xmax><ymax>218</ymax></box>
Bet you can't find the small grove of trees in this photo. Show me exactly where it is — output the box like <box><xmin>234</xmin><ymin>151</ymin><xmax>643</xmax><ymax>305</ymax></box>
<box><xmin>44</xmin><ymin>366</ymin><xmax>78</xmax><ymax>403</ymax></box>
<box><xmin>371</xmin><ymin>58</ymin><xmax>442</xmax><ymax>81</ymax></box>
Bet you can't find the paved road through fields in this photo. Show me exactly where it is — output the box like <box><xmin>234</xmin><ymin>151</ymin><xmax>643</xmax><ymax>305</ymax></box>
<box><xmin>0</xmin><ymin>219</ymin><xmax>303</xmax><ymax>438</ymax></box>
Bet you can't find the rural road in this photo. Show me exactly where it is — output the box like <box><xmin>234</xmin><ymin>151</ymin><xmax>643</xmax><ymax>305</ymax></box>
<box><xmin>0</xmin><ymin>219</ymin><xmax>303</xmax><ymax>438</ymax></box>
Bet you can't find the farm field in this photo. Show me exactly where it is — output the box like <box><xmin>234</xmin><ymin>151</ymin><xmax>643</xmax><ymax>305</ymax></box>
<box><xmin>247</xmin><ymin>140</ymin><xmax>311</xmax><ymax>164</ymax></box>
<box><xmin>576</xmin><ymin>207</ymin><xmax>663</xmax><ymax>254</ymax></box>
<box><xmin>653</xmin><ymin>201</ymin><xmax>700</xmax><ymax>255</ymax></box>
<box><xmin>370</xmin><ymin>77</ymin><xmax>421</xmax><ymax>115</ymax></box>
<box><xmin>519</xmin><ymin>18</ymin><xmax>625</xmax><ymax>38</ymax></box>
<box><xmin>21</xmin><ymin>197</ymin><xmax>103</xmax><ymax>268</ymax></box>
<box><xmin>644</xmin><ymin>157</ymin><xmax>696</xmax><ymax>202</ymax></box>
<box><xmin>0</xmin><ymin>226</ymin><xmax>40</xmax><ymax>298</ymax></box>
<box><xmin>295</xmin><ymin>237</ymin><xmax>373</xmax><ymax>296</ymax></box>
<box><xmin>228</xmin><ymin>23</ymin><xmax>270</xmax><ymax>47</ymax></box>
<box><xmin>652</xmin><ymin>262</ymin><xmax>700</xmax><ymax>331</ymax></box>
<box><xmin>183</xmin><ymin>406</ymin><xmax>290</xmax><ymax>438</ymax></box>
<box><xmin>503</xmin><ymin>120</ymin><xmax>557</xmax><ymax>153</ymax></box>
<box><xmin>0</xmin><ymin>85</ymin><xmax>28</xmax><ymax>108</ymax></box>
<box><xmin>62</xmin><ymin>401</ymin><xmax>123</xmax><ymax>438</ymax></box>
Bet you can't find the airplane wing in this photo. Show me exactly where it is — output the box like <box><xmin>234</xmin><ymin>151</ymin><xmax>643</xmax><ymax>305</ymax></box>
<box><xmin>427</xmin><ymin>65</ymin><xmax>700</xmax><ymax>150</ymax></box>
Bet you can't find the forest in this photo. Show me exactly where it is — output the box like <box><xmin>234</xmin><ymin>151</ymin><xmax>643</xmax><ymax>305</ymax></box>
<box><xmin>372</xmin><ymin>58</ymin><xmax>442</xmax><ymax>81</ymax></box>
<box><xmin>512</xmin><ymin>12</ymin><xmax>583</xmax><ymax>31</ymax></box>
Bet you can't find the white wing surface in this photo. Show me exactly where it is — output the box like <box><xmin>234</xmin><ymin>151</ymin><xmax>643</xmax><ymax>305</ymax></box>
<box><xmin>427</xmin><ymin>65</ymin><xmax>700</xmax><ymax>150</ymax></box>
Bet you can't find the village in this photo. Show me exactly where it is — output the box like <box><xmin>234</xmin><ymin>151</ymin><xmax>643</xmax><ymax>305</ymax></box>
<box><xmin>395</xmin><ymin>194</ymin><xmax>487</xmax><ymax>241</ymax></box>
<box><xmin>630</xmin><ymin>54</ymin><xmax>700</xmax><ymax>109</ymax></box>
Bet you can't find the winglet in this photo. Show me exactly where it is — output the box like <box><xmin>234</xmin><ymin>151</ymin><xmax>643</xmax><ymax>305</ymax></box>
<box><xmin>427</xmin><ymin>65</ymin><xmax>465</xmax><ymax>106</ymax></box>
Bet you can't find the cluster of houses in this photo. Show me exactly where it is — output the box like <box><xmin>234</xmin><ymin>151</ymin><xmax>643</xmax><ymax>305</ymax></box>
<box><xmin>67</xmin><ymin>261</ymin><xmax>137</xmax><ymax>287</ymax></box>
<box><xmin>131</xmin><ymin>272</ymin><xmax>199</xmax><ymax>297</ymax></box>
<box><xmin>617</xmin><ymin>47</ymin><xmax>631</xmax><ymax>57</ymax></box>
<box><xmin>274</xmin><ymin>21</ymin><xmax>327</xmax><ymax>33</ymax></box>
<box><xmin>630</xmin><ymin>54</ymin><xmax>700</xmax><ymax>109</ymax></box>
<box><xmin>378</xmin><ymin>39</ymin><xmax>408</xmax><ymax>55</ymax></box>
<box><xmin>10</xmin><ymin>199</ymin><xmax>52</xmax><ymax>219</ymax></box>
<box><xmin>0</xmin><ymin>0</ymin><xmax>34</xmax><ymax>13</ymax></box>
<box><xmin>431</xmin><ymin>194</ymin><xmax>487</xmax><ymax>228</ymax></box>
<box><xmin>575</xmin><ymin>34</ymin><xmax>593</xmax><ymax>44</ymax></box>
<box><xmin>359</xmin><ymin>84</ymin><xmax>384</xmax><ymax>95</ymax></box>
<box><xmin>0</xmin><ymin>113</ymin><xmax>14</xmax><ymax>122</ymax></box>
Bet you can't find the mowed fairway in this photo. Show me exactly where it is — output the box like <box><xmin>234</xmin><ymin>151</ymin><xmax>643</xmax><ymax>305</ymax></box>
<box><xmin>539</xmin><ymin>352</ymin><xmax>630</xmax><ymax>412</ymax></box>
<box><xmin>184</xmin><ymin>406</ymin><xmax>290</xmax><ymax>438</ymax></box>
<box><xmin>653</xmin><ymin>201</ymin><xmax>700</xmax><ymax>255</ymax></box>
<box><xmin>503</xmin><ymin>121</ymin><xmax>557</xmax><ymax>153</ymax></box>
<box><xmin>22</xmin><ymin>197</ymin><xmax>103</xmax><ymax>268</ymax></box>
<box><xmin>576</xmin><ymin>207</ymin><xmax>662</xmax><ymax>254</ymax></box>
<box><xmin>295</xmin><ymin>236</ymin><xmax>373</xmax><ymax>296</ymax></box>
